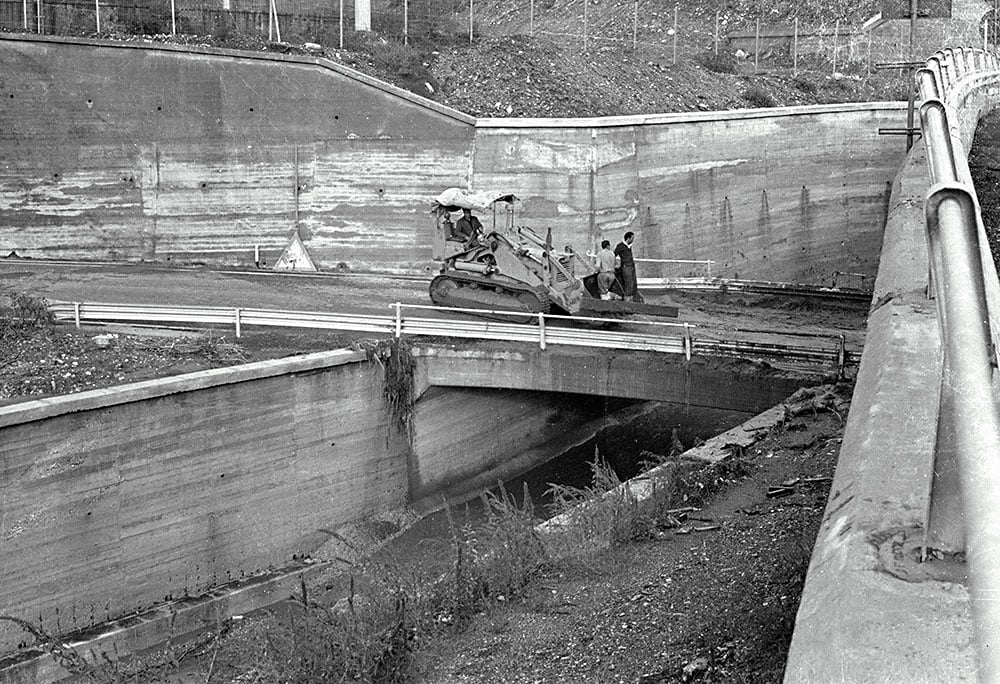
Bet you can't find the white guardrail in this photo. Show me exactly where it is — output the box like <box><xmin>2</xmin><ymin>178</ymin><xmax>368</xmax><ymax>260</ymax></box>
<box><xmin>47</xmin><ymin>300</ymin><xmax>853</xmax><ymax>369</ymax></box>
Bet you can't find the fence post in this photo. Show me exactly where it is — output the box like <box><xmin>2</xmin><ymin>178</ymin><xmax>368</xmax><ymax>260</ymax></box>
<box><xmin>530</xmin><ymin>0</ymin><xmax>533</xmax><ymax>36</ymax></box>
<box><xmin>832</xmin><ymin>20</ymin><xmax>839</xmax><ymax>74</ymax></box>
<box><xmin>94</xmin><ymin>0</ymin><xmax>100</xmax><ymax>32</ymax></box>
<box><xmin>683</xmin><ymin>323</ymin><xmax>692</xmax><ymax>361</ymax></box>
<box><xmin>672</xmin><ymin>4</ymin><xmax>678</xmax><ymax>64</ymax></box>
<box><xmin>339</xmin><ymin>0</ymin><xmax>343</xmax><ymax>48</ymax></box>
<box><xmin>866</xmin><ymin>27</ymin><xmax>872</xmax><ymax>75</ymax></box>
<box><xmin>235</xmin><ymin>308</ymin><xmax>242</xmax><ymax>338</ymax></box>
<box><xmin>395</xmin><ymin>303</ymin><xmax>402</xmax><ymax>338</ymax></box>
<box><xmin>633</xmin><ymin>0</ymin><xmax>638</xmax><ymax>52</ymax></box>
<box><xmin>538</xmin><ymin>312</ymin><xmax>546</xmax><ymax>350</ymax></box>
<box><xmin>36</xmin><ymin>0</ymin><xmax>41</xmax><ymax>33</ymax></box>
<box><xmin>468</xmin><ymin>0</ymin><xmax>473</xmax><ymax>44</ymax></box>
<box><xmin>74</xmin><ymin>302</ymin><xmax>81</xmax><ymax>328</ymax></box>
<box><xmin>170</xmin><ymin>0</ymin><xmax>176</xmax><ymax>34</ymax></box>
<box><xmin>583</xmin><ymin>0</ymin><xmax>588</xmax><ymax>52</ymax></box>
<box><xmin>793</xmin><ymin>17</ymin><xmax>798</xmax><ymax>75</ymax></box>
<box><xmin>403</xmin><ymin>0</ymin><xmax>408</xmax><ymax>45</ymax></box>
<box><xmin>837</xmin><ymin>334</ymin><xmax>846</xmax><ymax>378</ymax></box>
<box><xmin>754</xmin><ymin>16</ymin><xmax>760</xmax><ymax>72</ymax></box>
<box><xmin>714</xmin><ymin>9</ymin><xmax>719</xmax><ymax>56</ymax></box>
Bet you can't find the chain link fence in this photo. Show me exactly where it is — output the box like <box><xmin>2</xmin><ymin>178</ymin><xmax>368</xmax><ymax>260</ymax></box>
<box><xmin>0</xmin><ymin>0</ymin><xmax>979</xmax><ymax>69</ymax></box>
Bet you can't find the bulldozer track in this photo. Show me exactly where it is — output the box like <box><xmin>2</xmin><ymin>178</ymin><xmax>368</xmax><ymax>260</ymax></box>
<box><xmin>429</xmin><ymin>272</ymin><xmax>552</xmax><ymax>323</ymax></box>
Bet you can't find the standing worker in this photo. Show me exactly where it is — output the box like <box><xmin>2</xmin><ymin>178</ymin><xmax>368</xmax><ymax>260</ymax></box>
<box><xmin>596</xmin><ymin>240</ymin><xmax>617</xmax><ymax>300</ymax></box>
<box><xmin>614</xmin><ymin>231</ymin><xmax>643</xmax><ymax>302</ymax></box>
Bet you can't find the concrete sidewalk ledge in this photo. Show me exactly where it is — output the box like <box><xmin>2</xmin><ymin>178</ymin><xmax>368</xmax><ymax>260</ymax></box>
<box><xmin>0</xmin><ymin>348</ymin><xmax>366</xmax><ymax>428</ymax></box>
<box><xmin>784</xmin><ymin>101</ymin><xmax>979</xmax><ymax>682</ymax></box>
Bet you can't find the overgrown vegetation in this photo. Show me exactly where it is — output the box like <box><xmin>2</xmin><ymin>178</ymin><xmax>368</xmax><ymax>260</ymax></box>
<box><xmin>0</xmin><ymin>289</ymin><xmax>52</xmax><ymax>338</ymax></box>
<box><xmin>744</xmin><ymin>83</ymin><xmax>778</xmax><ymax>108</ymax></box>
<box><xmin>25</xmin><ymin>438</ymin><xmax>761</xmax><ymax>683</ymax></box>
<box><xmin>357</xmin><ymin>337</ymin><xmax>417</xmax><ymax>435</ymax></box>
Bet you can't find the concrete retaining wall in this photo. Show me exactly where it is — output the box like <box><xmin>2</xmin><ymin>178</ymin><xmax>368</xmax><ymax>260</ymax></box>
<box><xmin>409</xmin><ymin>386</ymin><xmax>613</xmax><ymax>507</ymax></box>
<box><xmin>0</xmin><ymin>36</ymin><xmax>475</xmax><ymax>273</ymax></box>
<box><xmin>475</xmin><ymin>105</ymin><xmax>904</xmax><ymax>284</ymax></box>
<box><xmin>0</xmin><ymin>350</ymin><xmax>410</xmax><ymax>657</ymax></box>
<box><xmin>0</xmin><ymin>35</ymin><xmax>906</xmax><ymax>283</ymax></box>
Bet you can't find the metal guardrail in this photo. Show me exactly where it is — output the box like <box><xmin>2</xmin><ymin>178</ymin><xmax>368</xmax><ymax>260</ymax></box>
<box><xmin>916</xmin><ymin>46</ymin><xmax>1000</xmax><ymax>682</ymax></box>
<box><xmin>46</xmin><ymin>300</ymin><xmax>855</xmax><ymax>370</ymax></box>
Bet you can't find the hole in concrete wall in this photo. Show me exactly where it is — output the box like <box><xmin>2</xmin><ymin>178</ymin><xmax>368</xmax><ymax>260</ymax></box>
<box><xmin>201</xmin><ymin>182</ymin><xmax>207</xmax><ymax>188</ymax></box>
<box><xmin>156</xmin><ymin>106</ymin><xmax>162</xmax><ymax>111</ymax></box>
<box><xmin>334</xmin><ymin>115</ymin><xmax>339</xmax><ymax>120</ymax></box>
<box><xmin>249</xmin><ymin>107</ymin><xmax>254</xmax><ymax>112</ymax></box>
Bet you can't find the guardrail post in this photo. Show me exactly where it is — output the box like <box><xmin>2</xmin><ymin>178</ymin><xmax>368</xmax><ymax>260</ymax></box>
<box><xmin>538</xmin><ymin>312</ymin><xmax>546</xmax><ymax>350</ymax></box>
<box><xmin>395</xmin><ymin>302</ymin><xmax>402</xmax><ymax>339</ymax></box>
<box><xmin>234</xmin><ymin>307</ymin><xmax>242</xmax><ymax>338</ymax></box>
<box><xmin>73</xmin><ymin>302</ymin><xmax>81</xmax><ymax>328</ymax></box>
<box><xmin>836</xmin><ymin>334</ymin><xmax>846</xmax><ymax>378</ymax></box>
<box><xmin>683</xmin><ymin>323</ymin><xmax>692</xmax><ymax>360</ymax></box>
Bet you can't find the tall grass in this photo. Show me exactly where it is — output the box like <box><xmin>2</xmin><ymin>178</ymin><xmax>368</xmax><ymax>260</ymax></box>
<box><xmin>0</xmin><ymin>289</ymin><xmax>52</xmax><ymax>338</ymax></box>
<box><xmin>34</xmin><ymin>449</ymin><xmax>754</xmax><ymax>682</ymax></box>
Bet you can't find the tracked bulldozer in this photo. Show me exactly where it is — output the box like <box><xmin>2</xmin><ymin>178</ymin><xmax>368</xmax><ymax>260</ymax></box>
<box><xmin>429</xmin><ymin>188</ymin><xmax>677</xmax><ymax>321</ymax></box>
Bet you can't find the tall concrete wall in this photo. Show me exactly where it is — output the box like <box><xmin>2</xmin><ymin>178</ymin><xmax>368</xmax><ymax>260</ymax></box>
<box><xmin>0</xmin><ymin>35</ymin><xmax>906</xmax><ymax>283</ymax></box>
<box><xmin>0</xmin><ymin>350</ymin><xmax>410</xmax><ymax>657</ymax></box>
<box><xmin>0</xmin><ymin>35</ymin><xmax>475</xmax><ymax>272</ymax></box>
<box><xmin>475</xmin><ymin>105</ymin><xmax>905</xmax><ymax>284</ymax></box>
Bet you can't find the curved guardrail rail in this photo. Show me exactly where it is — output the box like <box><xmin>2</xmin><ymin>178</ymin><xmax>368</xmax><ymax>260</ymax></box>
<box><xmin>916</xmin><ymin>46</ymin><xmax>1000</xmax><ymax>682</ymax></box>
<box><xmin>45</xmin><ymin>300</ymin><xmax>857</xmax><ymax>371</ymax></box>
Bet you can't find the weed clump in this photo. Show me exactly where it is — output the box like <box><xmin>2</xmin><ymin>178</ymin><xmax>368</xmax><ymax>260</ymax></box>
<box><xmin>697</xmin><ymin>51</ymin><xmax>737</xmax><ymax>74</ymax></box>
<box><xmin>743</xmin><ymin>84</ymin><xmax>776</xmax><ymax>108</ymax></box>
<box><xmin>357</xmin><ymin>337</ymin><xmax>416</xmax><ymax>435</ymax></box>
<box><xmin>0</xmin><ymin>289</ymin><xmax>51</xmax><ymax>339</ymax></box>
<box><xmin>441</xmin><ymin>485</ymin><xmax>548</xmax><ymax>624</ymax></box>
<box><xmin>792</xmin><ymin>75</ymin><xmax>818</xmax><ymax>94</ymax></box>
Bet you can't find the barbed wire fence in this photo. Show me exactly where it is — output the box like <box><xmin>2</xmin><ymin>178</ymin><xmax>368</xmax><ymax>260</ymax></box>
<box><xmin>0</xmin><ymin>0</ymin><xmax>974</xmax><ymax>73</ymax></box>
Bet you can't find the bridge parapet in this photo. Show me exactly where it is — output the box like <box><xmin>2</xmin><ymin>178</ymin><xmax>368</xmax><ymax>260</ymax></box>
<box><xmin>787</xmin><ymin>47</ymin><xmax>1000</xmax><ymax>682</ymax></box>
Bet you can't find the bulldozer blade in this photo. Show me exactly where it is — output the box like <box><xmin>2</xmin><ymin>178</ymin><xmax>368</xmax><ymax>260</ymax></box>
<box><xmin>579</xmin><ymin>298</ymin><xmax>679</xmax><ymax>318</ymax></box>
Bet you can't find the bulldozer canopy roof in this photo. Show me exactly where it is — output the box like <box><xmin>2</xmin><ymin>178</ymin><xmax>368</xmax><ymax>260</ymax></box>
<box><xmin>433</xmin><ymin>188</ymin><xmax>517</xmax><ymax>213</ymax></box>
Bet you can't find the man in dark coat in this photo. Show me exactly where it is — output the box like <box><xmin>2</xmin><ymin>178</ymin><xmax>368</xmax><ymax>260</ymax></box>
<box><xmin>455</xmin><ymin>208</ymin><xmax>484</xmax><ymax>247</ymax></box>
<box><xmin>614</xmin><ymin>231</ymin><xmax>642</xmax><ymax>302</ymax></box>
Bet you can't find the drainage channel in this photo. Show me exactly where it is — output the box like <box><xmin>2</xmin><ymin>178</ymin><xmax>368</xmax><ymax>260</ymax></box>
<box><xmin>17</xmin><ymin>399</ymin><xmax>754</xmax><ymax>682</ymax></box>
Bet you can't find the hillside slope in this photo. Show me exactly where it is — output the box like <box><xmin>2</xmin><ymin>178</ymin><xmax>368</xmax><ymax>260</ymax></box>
<box><xmin>331</xmin><ymin>0</ymin><xmax>904</xmax><ymax>117</ymax></box>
